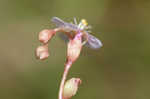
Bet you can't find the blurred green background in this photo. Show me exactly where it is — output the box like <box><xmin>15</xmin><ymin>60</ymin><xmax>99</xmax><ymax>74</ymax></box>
<box><xmin>0</xmin><ymin>0</ymin><xmax>150</xmax><ymax>99</ymax></box>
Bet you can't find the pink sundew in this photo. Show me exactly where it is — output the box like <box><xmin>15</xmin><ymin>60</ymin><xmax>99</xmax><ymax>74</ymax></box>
<box><xmin>36</xmin><ymin>17</ymin><xmax>103</xmax><ymax>99</ymax></box>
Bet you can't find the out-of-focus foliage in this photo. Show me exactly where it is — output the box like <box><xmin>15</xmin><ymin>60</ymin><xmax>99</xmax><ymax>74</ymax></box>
<box><xmin>0</xmin><ymin>0</ymin><xmax>150</xmax><ymax>99</ymax></box>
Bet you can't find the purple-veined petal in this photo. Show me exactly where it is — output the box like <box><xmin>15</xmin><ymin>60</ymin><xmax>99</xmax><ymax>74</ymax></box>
<box><xmin>85</xmin><ymin>34</ymin><xmax>103</xmax><ymax>49</ymax></box>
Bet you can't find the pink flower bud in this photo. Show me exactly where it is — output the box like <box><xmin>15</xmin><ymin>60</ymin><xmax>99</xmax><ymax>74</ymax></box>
<box><xmin>35</xmin><ymin>45</ymin><xmax>49</xmax><ymax>60</ymax></box>
<box><xmin>39</xmin><ymin>29</ymin><xmax>56</xmax><ymax>44</ymax></box>
<box><xmin>63</xmin><ymin>78</ymin><xmax>81</xmax><ymax>99</ymax></box>
<box><xmin>67</xmin><ymin>33</ymin><xmax>82</xmax><ymax>63</ymax></box>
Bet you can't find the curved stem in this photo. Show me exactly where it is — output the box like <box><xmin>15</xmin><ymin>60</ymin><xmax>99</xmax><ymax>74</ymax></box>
<box><xmin>58</xmin><ymin>61</ymin><xmax>72</xmax><ymax>99</ymax></box>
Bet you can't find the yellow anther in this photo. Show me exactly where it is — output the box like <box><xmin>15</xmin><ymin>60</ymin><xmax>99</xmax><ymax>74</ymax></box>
<box><xmin>81</xmin><ymin>19</ymin><xmax>88</xmax><ymax>26</ymax></box>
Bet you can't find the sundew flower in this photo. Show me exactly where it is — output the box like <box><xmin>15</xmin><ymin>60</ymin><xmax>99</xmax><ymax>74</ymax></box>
<box><xmin>35</xmin><ymin>17</ymin><xmax>103</xmax><ymax>99</ymax></box>
<box><xmin>51</xmin><ymin>17</ymin><xmax>103</xmax><ymax>49</ymax></box>
<box><xmin>51</xmin><ymin>17</ymin><xmax>103</xmax><ymax>63</ymax></box>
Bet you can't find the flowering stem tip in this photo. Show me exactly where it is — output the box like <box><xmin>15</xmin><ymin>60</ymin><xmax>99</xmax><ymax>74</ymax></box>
<box><xmin>35</xmin><ymin>17</ymin><xmax>103</xmax><ymax>99</ymax></box>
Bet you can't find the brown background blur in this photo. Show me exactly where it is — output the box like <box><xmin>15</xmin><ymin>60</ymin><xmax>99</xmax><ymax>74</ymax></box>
<box><xmin>0</xmin><ymin>0</ymin><xmax>150</xmax><ymax>99</ymax></box>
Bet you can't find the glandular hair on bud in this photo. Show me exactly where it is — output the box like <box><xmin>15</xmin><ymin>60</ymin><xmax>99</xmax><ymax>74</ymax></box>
<box><xmin>39</xmin><ymin>29</ymin><xmax>56</xmax><ymax>44</ymax></box>
<box><xmin>35</xmin><ymin>45</ymin><xmax>49</xmax><ymax>60</ymax></box>
<box><xmin>63</xmin><ymin>78</ymin><xmax>81</xmax><ymax>98</ymax></box>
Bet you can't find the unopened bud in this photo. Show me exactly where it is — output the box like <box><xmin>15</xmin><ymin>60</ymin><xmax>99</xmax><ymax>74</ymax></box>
<box><xmin>67</xmin><ymin>37</ymin><xmax>82</xmax><ymax>63</ymax></box>
<box><xmin>63</xmin><ymin>78</ymin><xmax>81</xmax><ymax>98</ymax></box>
<box><xmin>39</xmin><ymin>29</ymin><xmax>56</xmax><ymax>44</ymax></box>
<box><xmin>35</xmin><ymin>45</ymin><xmax>49</xmax><ymax>60</ymax></box>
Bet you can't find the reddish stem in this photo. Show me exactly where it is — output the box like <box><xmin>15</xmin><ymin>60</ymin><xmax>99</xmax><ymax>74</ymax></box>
<box><xmin>58</xmin><ymin>61</ymin><xmax>72</xmax><ymax>99</ymax></box>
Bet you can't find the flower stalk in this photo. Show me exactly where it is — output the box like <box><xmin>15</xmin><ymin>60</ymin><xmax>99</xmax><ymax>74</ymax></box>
<box><xmin>59</xmin><ymin>61</ymin><xmax>72</xmax><ymax>99</ymax></box>
<box><xmin>36</xmin><ymin>28</ymin><xmax>83</xmax><ymax>99</ymax></box>
<box><xmin>35</xmin><ymin>17</ymin><xmax>102</xmax><ymax>99</ymax></box>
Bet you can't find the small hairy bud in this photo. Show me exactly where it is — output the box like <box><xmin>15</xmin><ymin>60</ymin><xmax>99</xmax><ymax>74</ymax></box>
<box><xmin>35</xmin><ymin>45</ymin><xmax>49</xmax><ymax>60</ymax></box>
<box><xmin>67</xmin><ymin>34</ymin><xmax>82</xmax><ymax>63</ymax></box>
<box><xmin>63</xmin><ymin>78</ymin><xmax>81</xmax><ymax>99</ymax></box>
<box><xmin>39</xmin><ymin>29</ymin><xmax>56</xmax><ymax>44</ymax></box>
